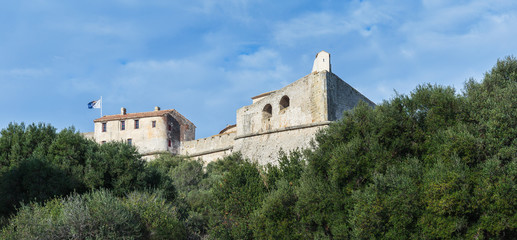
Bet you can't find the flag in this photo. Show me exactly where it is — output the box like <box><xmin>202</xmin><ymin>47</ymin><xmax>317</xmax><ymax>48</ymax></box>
<box><xmin>88</xmin><ymin>99</ymin><xmax>101</xmax><ymax>109</ymax></box>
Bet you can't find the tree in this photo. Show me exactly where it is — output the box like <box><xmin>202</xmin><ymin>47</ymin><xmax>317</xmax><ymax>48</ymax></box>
<box><xmin>209</xmin><ymin>154</ymin><xmax>267</xmax><ymax>239</ymax></box>
<box><xmin>83</xmin><ymin>141</ymin><xmax>148</xmax><ymax>196</ymax></box>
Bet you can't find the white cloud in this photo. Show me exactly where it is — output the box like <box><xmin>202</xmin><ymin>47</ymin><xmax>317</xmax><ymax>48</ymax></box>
<box><xmin>226</xmin><ymin>48</ymin><xmax>294</xmax><ymax>92</ymax></box>
<box><xmin>271</xmin><ymin>1</ymin><xmax>404</xmax><ymax>46</ymax></box>
<box><xmin>273</xmin><ymin>12</ymin><xmax>352</xmax><ymax>45</ymax></box>
<box><xmin>236</xmin><ymin>49</ymin><xmax>280</xmax><ymax>69</ymax></box>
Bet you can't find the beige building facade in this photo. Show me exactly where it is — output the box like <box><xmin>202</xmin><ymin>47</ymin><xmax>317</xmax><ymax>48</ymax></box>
<box><xmin>89</xmin><ymin>51</ymin><xmax>375</xmax><ymax>164</ymax></box>
<box><xmin>92</xmin><ymin>107</ymin><xmax>195</xmax><ymax>158</ymax></box>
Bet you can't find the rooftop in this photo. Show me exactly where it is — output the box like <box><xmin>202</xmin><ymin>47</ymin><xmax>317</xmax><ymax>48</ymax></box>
<box><xmin>93</xmin><ymin>108</ymin><xmax>193</xmax><ymax>125</ymax></box>
<box><xmin>251</xmin><ymin>90</ymin><xmax>276</xmax><ymax>100</ymax></box>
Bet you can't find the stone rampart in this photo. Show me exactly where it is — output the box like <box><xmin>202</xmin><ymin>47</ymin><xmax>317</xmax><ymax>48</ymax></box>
<box><xmin>180</xmin><ymin>132</ymin><xmax>235</xmax><ymax>161</ymax></box>
<box><xmin>235</xmin><ymin>123</ymin><xmax>330</xmax><ymax>165</ymax></box>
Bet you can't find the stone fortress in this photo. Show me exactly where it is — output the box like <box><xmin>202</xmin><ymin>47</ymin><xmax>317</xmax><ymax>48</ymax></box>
<box><xmin>89</xmin><ymin>51</ymin><xmax>375</xmax><ymax>164</ymax></box>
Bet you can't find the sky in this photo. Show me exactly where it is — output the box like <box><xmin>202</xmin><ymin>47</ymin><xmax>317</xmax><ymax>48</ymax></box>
<box><xmin>1</xmin><ymin>0</ymin><xmax>517</xmax><ymax>138</ymax></box>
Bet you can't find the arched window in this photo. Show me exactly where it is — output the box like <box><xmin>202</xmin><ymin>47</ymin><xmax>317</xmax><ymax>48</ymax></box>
<box><xmin>263</xmin><ymin>104</ymin><xmax>272</xmax><ymax>118</ymax></box>
<box><xmin>279</xmin><ymin>95</ymin><xmax>290</xmax><ymax>110</ymax></box>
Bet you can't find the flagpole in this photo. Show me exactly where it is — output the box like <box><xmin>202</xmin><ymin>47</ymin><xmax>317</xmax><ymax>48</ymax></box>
<box><xmin>100</xmin><ymin>96</ymin><xmax>103</xmax><ymax>117</ymax></box>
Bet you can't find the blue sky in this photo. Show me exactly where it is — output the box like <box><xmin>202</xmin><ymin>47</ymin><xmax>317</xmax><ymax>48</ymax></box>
<box><xmin>1</xmin><ymin>0</ymin><xmax>516</xmax><ymax>138</ymax></box>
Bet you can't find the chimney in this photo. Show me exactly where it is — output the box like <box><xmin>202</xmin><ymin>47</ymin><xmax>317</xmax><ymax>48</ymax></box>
<box><xmin>121</xmin><ymin>107</ymin><xmax>126</xmax><ymax>115</ymax></box>
<box><xmin>154</xmin><ymin>106</ymin><xmax>161</xmax><ymax>111</ymax></box>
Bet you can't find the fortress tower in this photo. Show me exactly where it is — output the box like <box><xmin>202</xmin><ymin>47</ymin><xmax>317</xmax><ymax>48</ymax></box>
<box><xmin>180</xmin><ymin>51</ymin><xmax>375</xmax><ymax>164</ymax></box>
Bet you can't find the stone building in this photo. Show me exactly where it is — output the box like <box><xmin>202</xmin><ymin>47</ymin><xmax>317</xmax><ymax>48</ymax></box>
<box><xmin>92</xmin><ymin>107</ymin><xmax>195</xmax><ymax>158</ymax></box>
<box><xmin>180</xmin><ymin>51</ymin><xmax>374</xmax><ymax>164</ymax></box>
<box><xmin>89</xmin><ymin>51</ymin><xmax>375</xmax><ymax>164</ymax></box>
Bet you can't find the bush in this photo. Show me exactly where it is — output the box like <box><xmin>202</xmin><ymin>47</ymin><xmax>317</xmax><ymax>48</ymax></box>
<box><xmin>251</xmin><ymin>180</ymin><xmax>302</xmax><ymax>240</ymax></box>
<box><xmin>208</xmin><ymin>154</ymin><xmax>267</xmax><ymax>239</ymax></box>
<box><xmin>1</xmin><ymin>189</ymin><xmax>145</xmax><ymax>239</ymax></box>
<box><xmin>0</xmin><ymin>157</ymin><xmax>79</xmax><ymax>217</ymax></box>
<box><xmin>124</xmin><ymin>190</ymin><xmax>186</xmax><ymax>240</ymax></box>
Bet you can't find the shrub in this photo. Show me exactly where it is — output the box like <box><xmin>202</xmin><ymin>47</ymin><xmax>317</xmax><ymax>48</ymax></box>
<box><xmin>0</xmin><ymin>190</ymin><xmax>146</xmax><ymax>239</ymax></box>
<box><xmin>124</xmin><ymin>190</ymin><xmax>186</xmax><ymax>240</ymax></box>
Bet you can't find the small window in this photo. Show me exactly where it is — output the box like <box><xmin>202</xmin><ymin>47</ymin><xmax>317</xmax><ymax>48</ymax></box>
<box><xmin>280</xmin><ymin>95</ymin><xmax>290</xmax><ymax>110</ymax></box>
<box><xmin>152</xmin><ymin>121</ymin><xmax>156</xmax><ymax>128</ymax></box>
<box><xmin>134</xmin><ymin>120</ymin><xmax>139</xmax><ymax>129</ymax></box>
<box><xmin>127</xmin><ymin>138</ymin><xmax>132</xmax><ymax>146</ymax></box>
<box><xmin>168</xmin><ymin>124</ymin><xmax>172</xmax><ymax>131</ymax></box>
<box><xmin>102</xmin><ymin>122</ymin><xmax>107</xmax><ymax>132</ymax></box>
<box><xmin>263</xmin><ymin>104</ymin><xmax>272</xmax><ymax>118</ymax></box>
<box><xmin>120</xmin><ymin>121</ymin><xmax>125</xmax><ymax>130</ymax></box>
<box><xmin>168</xmin><ymin>139</ymin><xmax>172</xmax><ymax>147</ymax></box>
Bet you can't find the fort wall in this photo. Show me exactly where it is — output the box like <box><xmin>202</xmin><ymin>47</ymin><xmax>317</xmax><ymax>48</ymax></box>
<box><xmin>179</xmin><ymin>68</ymin><xmax>375</xmax><ymax>165</ymax></box>
<box><xmin>326</xmin><ymin>72</ymin><xmax>376</xmax><ymax>121</ymax></box>
<box><xmin>234</xmin><ymin>122</ymin><xmax>329</xmax><ymax>165</ymax></box>
<box><xmin>236</xmin><ymin>71</ymin><xmax>329</xmax><ymax>136</ymax></box>
<box><xmin>181</xmin><ymin>132</ymin><xmax>235</xmax><ymax>162</ymax></box>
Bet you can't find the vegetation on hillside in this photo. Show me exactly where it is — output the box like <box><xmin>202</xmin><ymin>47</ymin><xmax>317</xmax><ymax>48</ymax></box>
<box><xmin>0</xmin><ymin>57</ymin><xmax>516</xmax><ymax>239</ymax></box>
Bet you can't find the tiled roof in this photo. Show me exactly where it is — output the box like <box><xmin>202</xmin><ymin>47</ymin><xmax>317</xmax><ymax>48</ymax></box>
<box><xmin>94</xmin><ymin>109</ymin><xmax>194</xmax><ymax>126</ymax></box>
<box><xmin>219</xmin><ymin>124</ymin><xmax>237</xmax><ymax>134</ymax></box>
<box><xmin>251</xmin><ymin>90</ymin><xmax>275</xmax><ymax>100</ymax></box>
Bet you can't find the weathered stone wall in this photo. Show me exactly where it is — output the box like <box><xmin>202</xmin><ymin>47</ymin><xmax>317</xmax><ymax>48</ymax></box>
<box><xmin>82</xmin><ymin>132</ymin><xmax>94</xmax><ymax>140</ymax></box>
<box><xmin>326</xmin><ymin>72</ymin><xmax>375</xmax><ymax>121</ymax></box>
<box><xmin>180</xmin><ymin>132</ymin><xmax>235</xmax><ymax>161</ymax></box>
<box><xmin>167</xmin><ymin>113</ymin><xmax>196</xmax><ymax>155</ymax></box>
<box><xmin>189</xmin><ymin>148</ymin><xmax>234</xmax><ymax>163</ymax></box>
<box><xmin>236</xmin><ymin>71</ymin><xmax>328</xmax><ymax>136</ymax></box>
<box><xmin>234</xmin><ymin>123</ymin><xmax>329</xmax><ymax>165</ymax></box>
<box><xmin>94</xmin><ymin>116</ymin><xmax>168</xmax><ymax>154</ymax></box>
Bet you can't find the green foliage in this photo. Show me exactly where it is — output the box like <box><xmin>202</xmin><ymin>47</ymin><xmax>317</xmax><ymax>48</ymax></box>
<box><xmin>464</xmin><ymin>56</ymin><xmax>517</xmax><ymax>162</ymax></box>
<box><xmin>83</xmin><ymin>141</ymin><xmax>148</xmax><ymax>196</ymax></box>
<box><xmin>46</xmin><ymin>127</ymin><xmax>96</xmax><ymax>189</ymax></box>
<box><xmin>124</xmin><ymin>190</ymin><xmax>186</xmax><ymax>239</ymax></box>
<box><xmin>209</xmin><ymin>154</ymin><xmax>267</xmax><ymax>239</ymax></box>
<box><xmin>473</xmin><ymin>158</ymin><xmax>517</xmax><ymax>239</ymax></box>
<box><xmin>0</xmin><ymin>189</ymin><xmax>189</xmax><ymax>240</ymax></box>
<box><xmin>0</xmin><ymin>157</ymin><xmax>79</xmax><ymax>217</ymax></box>
<box><xmin>0</xmin><ymin>123</ymin><xmax>160</xmax><ymax>220</ymax></box>
<box><xmin>0</xmin><ymin>123</ymin><xmax>56</xmax><ymax>171</ymax></box>
<box><xmin>2</xmin><ymin>56</ymin><xmax>517</xmax><ymax>239</ymax></box>
<box><xmin>295</xmin><ymin>168</ymin><xmax>336</xmax><ymax>238</ymax></box>
<box><xmin>277</xmin><ymin>150</ymin><xmax>305</xmax><ymax>185</ymax></box>
<box><xmin>418</xmin><ymin>157</ymin><xmax>475</xmax><ymax>239</ymax></box>
<box><xmin>1</xmin><ymin>190</ymin><xmax>145</xmax><ymax>239</ymax></box>
<box><xmin>251</xmin><ymin>180</ymin><xmax>301</xmax><ymax>240</ymax></box>
<box><xmin>350</xmin><ymin>158</ymin><xmax>423</xmax><ymax>239</ymax></box>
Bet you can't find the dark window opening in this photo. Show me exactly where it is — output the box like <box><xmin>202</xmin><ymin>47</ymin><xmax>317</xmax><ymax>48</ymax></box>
<box><xmin>168</xmin><ymin>139</ymin><xmax>172</xmax><ymax>147</ymax></box>
<box><xmin>102</xmin><ymin>123</ymin><xmax>107</xmax><ymax>132</ymax></box>
<box><xmin>263</xmin><ymin>104</ymin><xmax>272</xmax><ymax>118</ymax></box>
<box><xmin>152</xmin><ymin>121</ymin><xmax>156</xmax><ymax>128</ymax></box>
<box><xmin>134</xmin><ymin>120</ymin><xmax>139</xmax><ymax>129</ymax></box>
<box><xmin>127</xmin><ymin>138</ymin><xmax>132</xmax><ymax>146</ymax></box>
<box><xmin>121</xmin><ymin>121</ymin><xmax>125</xmax><ymax>130</ymax></box>
<box><xmin>280</xmin><ymin>95</ymin><xmax>290</xmax><ymax>110</ymax></box>
<box><xmin>168</xmin><ymin>124</ymin><xmax>172</xmax><ymax>131</ymax></box>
